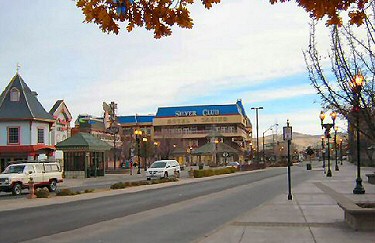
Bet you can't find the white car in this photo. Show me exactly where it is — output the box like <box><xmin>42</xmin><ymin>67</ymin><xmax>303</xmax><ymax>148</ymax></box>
<box><xmin>0</xmin><ymin>162</ymin><xmax>63</xmax><ymax>195</ymax></box>
<box><xmin>146</xmin><ymin>160</ymin><xmax>181</xmax><ymax>180</ymax></box>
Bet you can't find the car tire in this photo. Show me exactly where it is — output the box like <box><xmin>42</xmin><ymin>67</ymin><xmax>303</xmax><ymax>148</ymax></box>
<box><xmin>48</xmin><ymin>180</ymin><xmax>57</xmax><ymax>192</ymax></box>
<box><xmin>12</xmin><ymin>183</ymin><xmax>22</xmax><ymax>196</ymax></box>
<box><xmin>147</xmin><ymin>177</ymin><xmax>151</xmax><ymax>181</ymax></box>
<box><xmin>164</xmin><ymin>172</ymin><xmax>168</xmax><ymax>179</ymax></box>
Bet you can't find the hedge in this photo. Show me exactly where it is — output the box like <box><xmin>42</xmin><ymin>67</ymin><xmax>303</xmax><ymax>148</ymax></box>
<box><xmin>193</xmin><ymin>167</ymin><xmax>236</xmax><ymax>178</ymax></box>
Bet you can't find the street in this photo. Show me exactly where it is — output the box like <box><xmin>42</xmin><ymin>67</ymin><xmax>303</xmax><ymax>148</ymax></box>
<box><xmin>0</xmin><ymin>166</ymin><xmax>314</xmax><ymax>243</ymax></box>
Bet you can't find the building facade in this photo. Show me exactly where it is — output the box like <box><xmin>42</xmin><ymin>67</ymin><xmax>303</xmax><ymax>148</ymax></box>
<box><xmin>0</xmin><ymin>74</ymin><xmax>55</xmax><ymax>170</ymax></box>
<box><xmin>153</xmin><ymin>99</ymin><xmax>252</xmax><ymax>165</ymax></box>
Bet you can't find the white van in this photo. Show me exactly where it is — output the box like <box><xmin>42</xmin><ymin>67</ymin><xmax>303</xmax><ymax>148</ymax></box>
<box><xmin>0</xmin><ymin>162</ymin><xmax>63</xmax><ymax>195</ymax></box>
<box><xmin>146</xmin><ymin>160</ymin><xmax>180</xmax><ymax>180</ymax></box>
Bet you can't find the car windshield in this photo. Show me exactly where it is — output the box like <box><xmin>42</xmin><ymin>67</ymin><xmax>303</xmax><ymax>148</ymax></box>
<box><xmin>3</xmin><ymin>165</ymin><xmax>25</xmax><ymax>174</ymax></box>
<box><xmin>150</xmin><ymin>162</ymin><xmax>166</xmax><ymax>168</ymax></box>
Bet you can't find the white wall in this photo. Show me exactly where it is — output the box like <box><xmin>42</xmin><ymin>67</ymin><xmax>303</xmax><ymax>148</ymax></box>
<box><xmin>31</xmin><ymin>121</ymin><xmax>51</xmax><ymax>145</ymax></box>
<box><xmin>0</xmin><ymin>121</ymin><xmax>30</xmax><ymax>145</ymax></box>
<box><xmin>0</xmin><ymin>121</ymin><xmax>51</xmax><ymax>146</ymax></box>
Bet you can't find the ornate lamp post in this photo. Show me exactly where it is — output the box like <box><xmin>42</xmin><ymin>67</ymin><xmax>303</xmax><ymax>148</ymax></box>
<box><xmin>143</xmin><ymin>137</ymin><xmax>148</xmax><ymax>171</ymax></box>
<box><xmin>321</xmin><ymin>136</ymin><xmax>326</xmax><ymax>174</ymax></box>
<box><xmin>320</xmin><ymin>111</ymin><xmax>337</xmax><ymax>177</ymax></box>
<box><xmin>134</xmin><ymin>129</ymin><xmax>142</xmax><ymax>174</ymax></box>
<box><xmin>334</xmin><ymin>126</ymin><xmax>339</xmax><ymax>171</ymax></box>
<box><xmin>350</xmin><ymin>73</ymin><xmax>365</xmax><ymax>194</ymax></box>
<box><xmin>251</xmin><ymin>107</ymin><xmax>263</xmax><ymax>163</ymax></box>
<box><xmin>339</xmin><ymin>138</ymin><xmax>343</xmax><ymax>165</ymax></box>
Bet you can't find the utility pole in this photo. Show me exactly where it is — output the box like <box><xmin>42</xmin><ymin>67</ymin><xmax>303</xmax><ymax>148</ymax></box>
<box><xmin>251</xmin><ymin>107</ymin><xmax>263</xmax><ymax>163</ymax></box>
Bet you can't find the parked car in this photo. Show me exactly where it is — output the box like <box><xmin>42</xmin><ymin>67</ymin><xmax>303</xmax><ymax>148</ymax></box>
<box><xmin>226</xmin><ymin>162</ymin><xmax>240</xmax><ymax>169</ymax></box>
<box><xmin>146</xmin><ymin>160</ymin><xmax>180</xmax><ymax>180</ymax></box>
<box><xmin>0</xmin><ymin>162</ymin><xmax>63</xmax><ymax>195</ymax></box>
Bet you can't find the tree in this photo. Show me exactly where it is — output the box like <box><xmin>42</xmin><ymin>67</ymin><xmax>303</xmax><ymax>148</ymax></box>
<box><xmin>305</xmin><ymin>146</ymin><xmax>314</xmax><ymax>163</ymax></box>
<box><xmin>304</xmin><ymin>3</ymin><xmax>375</xmax><ymax>165</ymax></box>
<box><xmin>76</xmin><ymin>0</ymin><xmax>371</xmax><ymax>38</ymax></box>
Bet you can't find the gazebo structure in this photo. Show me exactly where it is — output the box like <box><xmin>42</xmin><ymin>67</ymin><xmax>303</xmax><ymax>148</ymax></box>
<box><xmin>192</xmin><ymin>130</ymin><xmax>241</xmax><ymax>166</ymax></box>
<box><xmin>56</xmin><ymin>132</ymin><xmax>111</xmax><ymax>178</ymax></box>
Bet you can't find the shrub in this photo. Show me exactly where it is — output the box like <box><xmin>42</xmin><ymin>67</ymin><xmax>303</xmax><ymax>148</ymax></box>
<box><xmin>56</xmin><ymin>189</ymin><xmax>79</xmax><ymax>196</ymax></box>
<box><xmin>193</xmin><ymin>167</ymin><xmax>238</xmax><ymax>178</ymax></box>
<box><xmin>110</xmin><ymin>182</ymin><xmax>126</xmax><ymax>189</ymax></box>
<box><xmin>84</xmin><ymin>189</ymin><xmax>95</xmax><ymax>193</ymax></box>
<box><xmin>35</xmin><ymin>188</ymin><xmax>50</xmax><ymax>198</ymax></box>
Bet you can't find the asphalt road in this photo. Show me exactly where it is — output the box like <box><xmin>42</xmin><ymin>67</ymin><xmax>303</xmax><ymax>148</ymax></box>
<box><xmin>0</xmin><ymin>166</ymin><xmax>314</xmax><ymax>243</ymax></box>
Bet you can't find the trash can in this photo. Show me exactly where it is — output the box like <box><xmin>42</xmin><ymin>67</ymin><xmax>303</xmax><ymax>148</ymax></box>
<box><xmin>306</xmin><ymin>163</ymin><xmax>312</xmax><ymax>170</ymax></box>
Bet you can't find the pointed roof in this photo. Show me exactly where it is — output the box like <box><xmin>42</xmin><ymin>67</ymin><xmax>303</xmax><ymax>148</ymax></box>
<box><xmin>56</xmin><ymin>132</ymin><xmax>111</xmax><ymax>151</ymax></box>
<box><xmin>191</xmin><ymin>142</ymin><xmax>240</xmax><ymax>155</ymax></box>
<box><xmin>49</xmin><ymin>99</ymin><xmax>72</xmax><ymax>122</ymax></box>
<box><xmin>0</xmin><ymin>74</ymin><xmax>54</xmax><ymax>122</ymax></box>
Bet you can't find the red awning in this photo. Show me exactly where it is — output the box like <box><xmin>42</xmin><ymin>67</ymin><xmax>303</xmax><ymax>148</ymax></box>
<box><xmin>0</xmin><ymin>145</ymin><xmax>56</xmax><ymax>153</ymax></box>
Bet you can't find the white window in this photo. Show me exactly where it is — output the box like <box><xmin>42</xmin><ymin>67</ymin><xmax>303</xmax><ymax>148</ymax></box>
<box><xmin>10</xmin><ymin>87</ymin><xmax>20</xmax><ymax>102</ymax></box>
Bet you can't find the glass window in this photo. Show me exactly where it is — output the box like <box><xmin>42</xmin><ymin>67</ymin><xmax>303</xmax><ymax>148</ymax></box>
<box><xmin>35</xmin><ymin>164</ymin><xmax>44</xmax><ymax>173</ymax></box>
<box><xmin>10</xmin><ymin>88</ymin><xmax>20</xmax><ymax>102</ymax></box>
<box><xmin>38</xmin><ymin>129</ymin><xmax>44</xmax><ymax>144</ymax></box>
<box><xmin>8</xmin><ymin>127</ymin><xmax>19</xmax><ymax>144</ymax></box>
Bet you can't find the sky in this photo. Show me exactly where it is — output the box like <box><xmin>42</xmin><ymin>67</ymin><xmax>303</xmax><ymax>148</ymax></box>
<box><xmin>0</xmin><ymin>0</ymin><xmax>347</xmax><ymax>136</ymax></box>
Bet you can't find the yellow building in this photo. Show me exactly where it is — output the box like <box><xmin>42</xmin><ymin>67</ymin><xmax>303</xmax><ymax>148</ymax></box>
<box><xmin>153</xmin><ymin>99</ymin><xmax>252</xmax><ymax>165</ymax></box>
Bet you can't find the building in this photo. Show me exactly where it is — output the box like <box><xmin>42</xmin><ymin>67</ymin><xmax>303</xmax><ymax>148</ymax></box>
<box><xmin>153</xmin><ymin>99</ymin><xmax>252</xmax><ymax>165</ymax></box>
<box><xmin>49</xmin><ymin>100</ymin><xmax>72</xmax><ymax>145</ymax></box>
<box><xmin>117</xmin><ymin>115</ymin><xmax>155</xmax><ymax>166</ymax></box>
<box><xmin>0</xmin><ymin>73</ymin><xmax>55</xmax><ymax>170</ymax></box>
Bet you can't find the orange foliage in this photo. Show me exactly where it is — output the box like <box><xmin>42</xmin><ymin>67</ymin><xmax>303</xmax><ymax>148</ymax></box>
<box><xmin>76</xmin><ymin>0</ymin><xmax>369</xmax><ymax>38</ymax></box>
<box><xmin>271</xmin><ymin>0</ymin><xmax>369</xmax><ymax>26</ymax></box>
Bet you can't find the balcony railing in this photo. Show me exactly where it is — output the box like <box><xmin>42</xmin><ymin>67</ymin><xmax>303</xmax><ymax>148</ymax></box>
<box><xmin>154</xmin><ymin>128</ymin><xmax>248</xmax><ymax>137</ymax></box>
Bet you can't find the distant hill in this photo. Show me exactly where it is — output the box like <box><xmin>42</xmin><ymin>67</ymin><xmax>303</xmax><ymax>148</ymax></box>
<box><xmin>258</xmin><ymin>132</ymin><xmax>346</xmax><ymax>150</ymax></box>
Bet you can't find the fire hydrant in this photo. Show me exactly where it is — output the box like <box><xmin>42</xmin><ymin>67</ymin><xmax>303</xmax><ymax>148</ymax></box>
<box><xmin>27</xmin><ymin>177</ymin><xmax>36</xmax><ymax>199</ymax></box>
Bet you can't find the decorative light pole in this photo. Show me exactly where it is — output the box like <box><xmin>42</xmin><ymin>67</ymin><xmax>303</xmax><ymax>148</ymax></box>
<box><xmin>320</xmin><ymin>111</ymin><xmax>337</xmax><ymax>177</ymax></box>
<box><xmin>108</xmin><ymin>101</ymin><xmax>118</xmax><ymax>170</ymax></box>
<box><xmin>154</xmin><ymin>141</ymin><xmax>159</xmax><ymax>161</ymax></box>
<box><xmin>134</xmin><ymin>129</ymin><xmax>142</xmax><ymax>174</ymax></box>
<box><xmin>334</xmin><ymin>126</ymin><xmax>339</xmax><ymax>171</ymax></box>
<box><xmin>350</xmin><ymin>73</ymin><xmax>365</xmax><ymax>195</ymax></box>
<box><xmin>321</xmin><ymin>136</ymin><xmax>326</xmax><ymax>174</ymax></box>
<box><xmin>251</xmin><ymin>107</ymin><xmax>263</xmax><ymax>163</ymax></box>
<box><xmin>339</xmin><ymin>138</ymin><xmax>343</xmax><ymax>165</ymax></box>
<box><xmin>262</xmin><ymin>123</ymin><xmax>278</xmax><ymax>163</ymax></box>
<box><xmin>143</xmin><ymin>137</ymin><xmax>148</xmax><ymax>171</ymax></box>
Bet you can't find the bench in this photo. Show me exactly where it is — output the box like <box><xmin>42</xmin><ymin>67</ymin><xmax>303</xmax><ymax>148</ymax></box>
<box><xmin>365</xmin><ymin>173</ymin><xmax>375</xmax><ymax>184</ymax></box>
<box><xmin>315</xmin><ymin>182</ymin><xmax>375</xmax><ymax>231</ymax></box>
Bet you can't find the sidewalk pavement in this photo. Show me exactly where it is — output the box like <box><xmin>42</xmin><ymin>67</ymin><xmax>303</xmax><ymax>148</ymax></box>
<box><xmin>0</xmin><ymin>162</ymin><xmax>374</xmax><ymax>242</ymax></box>
<box><xmin>197</xmin><ymin>161</ymin><xmax>375</xmax><ymax>243</ymax></box>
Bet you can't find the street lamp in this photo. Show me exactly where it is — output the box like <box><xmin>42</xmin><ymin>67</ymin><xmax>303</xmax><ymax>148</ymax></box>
<box><xmin>334</xmin><ymin>126</ymin><xmax>339</xmax><ymax>171</ymax></box>
<box><xmin>262</xmin><ymin>123</ymin><xmax>278</xmax><ymax>163</ymax></box>
<box><xmin>134</xmin><ymin>129</ymin><xmax>142</xmax><ymax>174</ymax></box>
<box><xmin>251</xmin><ymin>106</ymin><xmax>263</xmax><ymax>163</ymax></box>
<box><xmin>319</xmin><ymin>110</ymin><xmax>337</xmax><ymax>177</ymax></box>
<box><xmin>321</xmin><ymin>136</ymin><xmax>326</xmax><ymax>174</ymax></box>
<box><xmin>350</xmin><ymin>73</ymin><xmax>365</xmax><ymax>194</ymax></box>
<box><xmin>339</xmin><ymin>138</ymin><xmax>343</xmax><ymax>165</ymax></box>
<box><xmin>143</xmin><ymin>137</ymin><xmax>148</xmax><ymax>171</ymax></box>
<box><xmin>154</xmin><ymin>141</ymin><xmax>159</xmax><ymax>160</ymax></box>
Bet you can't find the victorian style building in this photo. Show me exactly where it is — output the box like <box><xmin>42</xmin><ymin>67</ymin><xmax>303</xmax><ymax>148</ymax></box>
<box><xmin>0</xmin><ymin>73</ymin><xmax>55</xmax><ymax>170</ymax></box>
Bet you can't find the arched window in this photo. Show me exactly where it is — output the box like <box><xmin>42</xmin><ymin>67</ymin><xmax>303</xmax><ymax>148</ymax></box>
<box><xmin>10</xmin><ymin>87</ymin><xmax>20</xmax><ymax>102</ymax></box>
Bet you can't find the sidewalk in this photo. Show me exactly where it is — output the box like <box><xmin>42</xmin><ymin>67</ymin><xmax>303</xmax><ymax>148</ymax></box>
<box><xmin>197</xmin><ymin>161</ymin><xmax>375</xmax><ymax>243</ymax></box>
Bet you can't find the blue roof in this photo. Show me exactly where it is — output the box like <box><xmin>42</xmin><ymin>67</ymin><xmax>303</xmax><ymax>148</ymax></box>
<box><xmin>156</xmin><ymin>101</ymin><xmax>246</xmax><ymax>118</ymax></box>
<box><xmin>118</xmin><ymin>115</ymin><xmax>154</xmax><ymax>124</ymax></box>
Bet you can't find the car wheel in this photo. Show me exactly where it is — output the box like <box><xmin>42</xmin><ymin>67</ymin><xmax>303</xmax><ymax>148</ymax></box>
<box><xmin>48</xmin><ymin>180</ymin><xmax>57</xmax><ymax>192</ymax></box>
<box><xmin>164</xmin><ymin>172</ymin><xmax>168</xmax><ymax>179</ymax></box>
<box><xmin>12</xmin><ymin>183</ymin><xmax>22</xmax><ymax>196</ymax></box>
